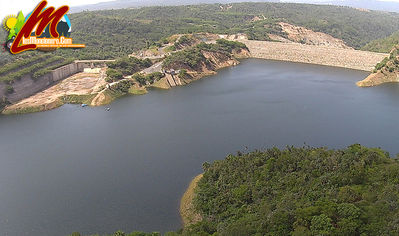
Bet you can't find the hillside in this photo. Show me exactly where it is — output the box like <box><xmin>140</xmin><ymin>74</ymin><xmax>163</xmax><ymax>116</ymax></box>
<box><xmin>47</xmin><ymin>2</ymin><xmax>399</xmax><ymax>60</ymax></box>
<box><xmin>2</xmin><ymin>2</ymin><xmax>399</xmax><ymax>63</ymax></box>
<box><xmin>70</xmin><ymin>0</ymin><xmax>399</xmax><ymax>13</ymax></box>
<box><xmin>184</xmin><ymin>145</ymin><xmax>399</xmax><ymax>235</ymax></box>
<box><xmin>2</xmin><ymin>2</ymin><xmax>399</xmax><ymax>111</ymax></box>
<box><xmin>357</xmin><ymin>45</ymin><xmax>399</xmax><ymax>87</ymax></box>
<box><xmin>362</xmin><ymin>31</ymin><xmax>399</xmax><ymax>53</ymax></box>
<box><xmin>67</xmin><ymin>145</ymin><xmax>399</xmax><ymax>236</ymax></box>
<box><xmin>1</xmin><ymin>39</ymin><xmax>249</xmax><ymax>114</ymax></box>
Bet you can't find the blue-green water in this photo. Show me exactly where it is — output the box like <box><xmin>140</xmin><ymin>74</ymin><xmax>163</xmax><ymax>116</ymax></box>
<box><xmin>0</xmin><ymin>59</ymin><xmax>398</xmax><ymax>235</ymax></box>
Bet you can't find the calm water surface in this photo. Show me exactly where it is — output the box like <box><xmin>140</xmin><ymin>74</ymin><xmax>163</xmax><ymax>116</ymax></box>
<box><xmin>0</xmin><ymin>59</ymin><xmax>398</xmax><ymax>235</ymax></box>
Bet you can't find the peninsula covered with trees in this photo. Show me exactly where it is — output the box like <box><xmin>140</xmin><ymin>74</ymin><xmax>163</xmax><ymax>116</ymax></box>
<box><xmin>69</xmin><ymin>145</ymin><xmax>399</xmax><ymax>236</ymax></box>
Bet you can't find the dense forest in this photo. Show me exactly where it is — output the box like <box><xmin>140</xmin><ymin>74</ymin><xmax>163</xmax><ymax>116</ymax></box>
<box><xmin>163</xmin><ymin>39</ymin><xmax>247</xmax><ymax>71</ymax></box>
<box><xmin>362</xmin><ymin>31</ymin><xmax>399</xmax><ymax>53</ymax></box>
<box><xmin>70</xmin><ymin>145</ymin><xmax>399</xmax><ymax>236</ymax></box>
<box><xmin>60</xmin><ymin>2</ymin><xmax>399</xmax><ymax>59</ymax></box>
<box><xmin>186</xmin><ymin>145</ymin><xmax>399</xmax><ymax>235</ymax></box>
<box><xmin>2</xmin><ymin>2</ymin><xmax>399</xmax><ymax>65</ymax></box>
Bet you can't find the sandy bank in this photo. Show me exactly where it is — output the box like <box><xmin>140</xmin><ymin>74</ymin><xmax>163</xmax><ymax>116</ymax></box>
<box><xmin>357</xmin><ymin>71</ymin><xmax>399</xmax><ymax>87</ymax></box>
<box><xmin>180</xmin><ymin>174</ymin><xmax>203</xmax><ymax>227</ymax></box>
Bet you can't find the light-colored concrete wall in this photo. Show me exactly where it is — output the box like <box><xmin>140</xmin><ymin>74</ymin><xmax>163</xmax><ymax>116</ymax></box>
<box><xmin>0</xmin><ymin>60</ymin><xmax>111</xmax><ymax>104</ymax></box>
<box><xmin>0</xmin><ymin>62</ymin><xmax>85</xmax><ymax>103</ymax></box>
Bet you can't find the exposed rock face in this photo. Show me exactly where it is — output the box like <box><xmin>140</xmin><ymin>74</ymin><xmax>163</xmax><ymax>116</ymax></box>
<box><xmin>357</xmin><ymin>71</ymin><xmax>399</xmax><ymax>87</ymax></box>
<box><xmin>278</xmin><ymin>22</ymin><xmax>352</xmax><ymax>49</ymax></box>
<box><xmin>357</xmin><ymin>45</ymin><xmax>399</xmax><ymax>87</ymax></box>
<box><xmin>168</xmin><ymin>48</ymin><xmax>250</xmax><ymax>87</ymax></box>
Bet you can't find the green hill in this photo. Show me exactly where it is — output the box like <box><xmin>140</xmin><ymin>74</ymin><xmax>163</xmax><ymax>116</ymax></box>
<box><xmin>61</xmin><ymin>3</ymin><xmax>399</xmax><ymax>59</ymax></box>
<box><xmin>2</xmin><ymin>2</ymin><xmax>399</xmax><ymax>63</ymax></box>
<box><xmin>70</xmin><ymin>145</ymin><xmax>399</xmax><ymax>236</ymax></box>
<box><xmin>362</xmin><ymin>31</ymin><xmax>399</xmax><ymax>53</ymax></box>
<box><xmin>186</xmin><ymin>145</ymin><xmax>399</xmax><ymax>236</ymax></box>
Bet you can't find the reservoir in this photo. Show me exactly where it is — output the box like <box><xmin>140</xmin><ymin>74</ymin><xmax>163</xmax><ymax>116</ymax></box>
<box><xmin>0</xmin><ymin>59</ymin><xmax>398</xmax><ymax>235</ymax></box>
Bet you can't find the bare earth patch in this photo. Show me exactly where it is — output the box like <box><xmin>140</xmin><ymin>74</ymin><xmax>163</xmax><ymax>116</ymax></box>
<box><xmin>3</xmin><ymin>69</ymin><xmax>106</xmax><ymax>114</ymax></box>
<box><xmin>180</xmin><ymin>174</ymin><xmax>203</xmax><ymax>227</ymax></box>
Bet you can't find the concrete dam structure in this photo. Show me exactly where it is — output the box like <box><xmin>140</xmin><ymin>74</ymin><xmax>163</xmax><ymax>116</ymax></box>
<box><xmin>0</xmin><ymin>60</ymin><xmax>111</xmax><ymax>103</ymax></box>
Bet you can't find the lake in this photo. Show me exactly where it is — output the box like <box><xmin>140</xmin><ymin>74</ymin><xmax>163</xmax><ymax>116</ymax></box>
<box><xmin>0</xmin><ymin>59</ymin><xmax>398</xmax><ymax>236</ymax></box>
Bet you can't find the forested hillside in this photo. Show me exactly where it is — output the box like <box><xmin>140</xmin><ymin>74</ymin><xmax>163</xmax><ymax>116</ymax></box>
<box><xmin>2</xmin><ymin>2</ymin><xmax>399</xmax><ymax>63</ymax></box>
<box><xmin>24</xmin><ymin>2</ymin><xmax>398</xmax><ymax>61</ymax></box>
<box><xmin>69</xmin><ymin>145</ymin><xmax>399</xmax><ymax>236</ymax></box>
<box><xmin>186</xmin><ymin>145</ymin><xmax>399</xmax><ymax>235</ymax></box>
<box><xmin>62</xmin><ymin>3</ymin><xmax>399</xmax><ymax>59</ymax></box>
<box><xmin>362</xmin><ymin>31</ymin><xmax>399</xmax><ymax>53</ymax></box>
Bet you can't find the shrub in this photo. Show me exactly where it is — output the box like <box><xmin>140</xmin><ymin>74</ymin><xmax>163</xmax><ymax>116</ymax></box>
<box><xmin>106</xmin><ymin>69</ymin><xmax>124</xmax><ymax>81</ymax></box>
<box><xmin>375</xmin><ymin>57</ymin><xmax>389</xmax><ymax>71</ymax></box>
<box><xmin>5</xmin><ymin>85</ymin><xmax>14</xmax><ymax>94</ymax></box>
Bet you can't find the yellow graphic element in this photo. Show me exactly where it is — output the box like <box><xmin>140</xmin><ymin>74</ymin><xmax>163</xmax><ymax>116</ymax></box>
<box><xmin>2</xmin><ymin>15</ymin><xmax>17</xmax><ymax>31</ymax></box>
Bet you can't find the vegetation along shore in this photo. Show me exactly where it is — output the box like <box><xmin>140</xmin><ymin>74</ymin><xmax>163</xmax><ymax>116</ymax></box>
<box><xmin>68</xmin><ymin>144</ymin><xmax>399</xmax><ymax>236</ymax></box>
<box><xmin>2</xmin><ymin>2</ymin><xmax>399</xmax><ymax>114</ymax></box>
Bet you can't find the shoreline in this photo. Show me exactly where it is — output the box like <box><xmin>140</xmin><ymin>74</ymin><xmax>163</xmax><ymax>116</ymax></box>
<box><xmin>180</xmin><ymin>174</ymin><xmax>203</xmax><ymax>227</ymax></box>
<box><xmin>357</xmin><ymin>71</ymin><xmax>399</xmax><ymax>87</ymax></box>
<box><xmin>0</xmin><ymin>57</ymin><xmax>375</xmax><ymax>115</ymax></box>
<box><xmin>1</xmin><ymin>41</ymin><xmax>391</xmax><ymax>115</ymax></box>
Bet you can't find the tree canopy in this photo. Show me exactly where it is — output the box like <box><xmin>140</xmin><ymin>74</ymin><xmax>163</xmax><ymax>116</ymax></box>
<box><xmin>186</xmin><ymin>144</ymin><xmax>399</xmax><ymax>236</ymax></box>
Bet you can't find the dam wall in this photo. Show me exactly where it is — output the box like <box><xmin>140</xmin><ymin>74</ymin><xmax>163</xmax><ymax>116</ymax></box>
<box><xmin>240</xmin><ymin>40</ymin><xmax>388</xmax><ymax>72</ymax></box>
<box><xmin>0</xmin><ymin>60</ymin><xmax>111</xmax><ymax>103</ymax></box>
<box><xmin>0</xmin><ymin>62</ymin><xmax>86</xmax><ymax>103</ymax></box>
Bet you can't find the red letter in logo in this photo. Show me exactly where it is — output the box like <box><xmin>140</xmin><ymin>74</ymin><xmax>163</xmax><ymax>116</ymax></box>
<box><xmin>10</xmin><ymin>0</ymin><xmax>69</xmax><ymax>54</ymax></box>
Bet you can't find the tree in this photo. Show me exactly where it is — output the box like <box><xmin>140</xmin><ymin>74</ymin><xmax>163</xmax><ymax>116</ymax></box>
<box><xmin>310</xmin><ymin>214</ymin><xmax>334</xmax><ymax>236</ymax></box>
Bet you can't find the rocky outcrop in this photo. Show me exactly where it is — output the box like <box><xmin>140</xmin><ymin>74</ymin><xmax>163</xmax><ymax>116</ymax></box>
<box><xmin>168</xmin><ymin>48</ymin><xmax>249</xmax><ymax>87</ymax></box>
<box><xmin>277</xmin><ymin>22</ymin><xmax>352</xmax><ymax>49</ymax></box>
<box><xmin>357</xmin><ymin>71</ymin><xmax>399</xmax><ymax>87</ymax></box>
<box><xmin>357</xmin><ymin>45</ymin><xmax>399</xmax><ymax>87</ymax></box>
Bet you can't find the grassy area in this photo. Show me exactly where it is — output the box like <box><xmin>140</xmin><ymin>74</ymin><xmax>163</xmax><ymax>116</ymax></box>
<box><xmin>128</xmin><ymin>87</ymin><xmax>148</xmax><ymax>95</ymax></box>
<box><xmin>151</xmin><ymin>77</ymin><xmax>171</xmax><ymax>89</ymax></box>
<box><xmin>1</xmin><ymin>99</ymin><xmax>64</xmax><ymax>115</ymax></box>
<box><xmin>62</xmin><ymin>94</ymin><xmax>97</xmax><ymax>105</ymax></box>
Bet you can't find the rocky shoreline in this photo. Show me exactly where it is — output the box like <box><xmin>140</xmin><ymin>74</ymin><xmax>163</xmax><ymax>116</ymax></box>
<box><xmin>1</xmin><ymin>37</ymin><xmax>392</xmax><ymax>115</ymax></box>
<box><xmin>357</xmin><ymin>71</ymin><xmax>399</xmax><ymax>87</ymax></box>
